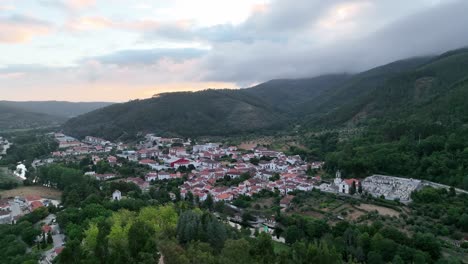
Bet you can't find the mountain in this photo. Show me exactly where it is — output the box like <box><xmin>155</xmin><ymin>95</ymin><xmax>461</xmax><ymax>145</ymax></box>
<box><xmin>63</xmin><ymin>47</ymin><xmax>468</xmax><ymax>141</ymax></box>
<box><xmin>300</xmin><ymin>48</ymin><xmax>468</xmax><ymax>128</ymax></box>
<box><xmin>244</xmin><ymin>74</ymin><xmax>351</xmax><ymax>112</ymax></box>
<box><xmin>63</xmin><ymin>90</ymin><xmax>287</xmax><ymax>140</ymax></box>
<box><xmin>0</xmin><ymin>101</ymin><xmax>113</xmax><ymax>118</ymax></box>
<box><xmin>0</xmin><ymin>101</ymin><xmax>113</xmax><ymax>131</ymax></box>
<box><xmin>0</xmin><ymin>104</ymin><xmax>66</xmax><ymax>130</ymax></box>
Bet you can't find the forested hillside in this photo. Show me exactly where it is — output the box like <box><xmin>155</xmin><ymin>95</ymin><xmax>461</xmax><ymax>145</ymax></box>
<box><xmin>299</xmin><ymin>48</ymin><xmax>468</xmax><ymax>189</ymax></box>
<box><xmin>0</xmin><ymin>101</ymin><xmax>113</xmax><ymax>118</ymax></box>
<box><xmin>0</xmin><ymin>104</ymin><xmax>65</xmax><ymax>130</ymax></box>
<box><xmin>63</xmin><ymin>89</ymin><xmax>286</xmax><ymax>140</ymax></box>
<box><xmin>0</xmin><ymin>101</ymin><xmax>113</xmax><ymax>130</ymax></box>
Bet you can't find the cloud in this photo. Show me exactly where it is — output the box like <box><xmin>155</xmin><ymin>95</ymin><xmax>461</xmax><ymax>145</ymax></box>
<box><xmin>67</xmin><ymin>0</ymin><xmax>95</xmax><ymax>9</ymax></box>
<box><xmin>0</xmin><ymin>15</ymin><xmax>52</xmax><ymax>43</ymax></box>
<box><xmin>39</xmin><ymin>0</ymin><xmax>95</xmax><ymax>10</ymax></box>
<box><xmin>3</xmin><ymin>0</ymin><xmax>468</xmax><ymax>101</ymax></box>
<box><xmin>196</xmin><ymin>0</ymin><xmax>468</xmax><ymax>84</ymax></box>
<box><xmin>90</xmin><ymin>48</ymin><xmax>208</xmax><ymax>65</ymax></box>
<box><xmin>0</xmin><ymin>57</ymin><xmax>233</xmax><ymax>101</ymax></box>
<box><xmin>66</xmin><ymin>16</ymin><xmax>114</xmax><ymax>31</ymax></box>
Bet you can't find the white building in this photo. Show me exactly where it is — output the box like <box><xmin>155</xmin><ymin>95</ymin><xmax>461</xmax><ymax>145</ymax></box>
<box><xmin>112</xmin><ymin>190</ymin><xmax>122</xmax><ymax>201</ymax></box>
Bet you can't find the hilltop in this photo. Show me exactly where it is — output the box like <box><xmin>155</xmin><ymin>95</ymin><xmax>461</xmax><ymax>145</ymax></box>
<box><xmin>0</xmin><ymin>101</ymin><xmax>113</xmax><ymax>131</ymax></box>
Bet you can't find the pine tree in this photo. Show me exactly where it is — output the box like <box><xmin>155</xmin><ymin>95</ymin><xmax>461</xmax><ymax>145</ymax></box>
<box><xmin>47</xmin><ymin>231</ymin><xmax>53</xmax><ymax>244</ymax></box>
<box><xmin>350</xmin><ymin>181</ymin><xmax>356</xmax><ymax>195</ymax></box>
<box><xmin>203</xmin><ymin>194</ymin><xmax>214</xmax><ymax>211</ymax></box>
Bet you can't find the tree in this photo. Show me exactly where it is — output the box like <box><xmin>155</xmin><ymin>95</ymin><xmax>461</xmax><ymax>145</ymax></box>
<box><xmin>220</xmin><ymin>239</ymin><xmax>254</xmax><ymax>264</ymax></box>
<box><xmin>203</xmin><ymin>194</ymin><xmax>214</xmax><ymax>211</ymax></box>
<box><xmin>285</xmin><ymin>225</ymin><xmax>302</xmax><ymax>244</ymax></box>
<box><xmin>413</xmin><ymin>233</ymin><xmax>441</xmax><ymax>260</ymax></box>
<box><xmin>186</xmin><ymin>241</ymin><xmax>216</xmax><ymax>264</ymax></box>
<box><xmin>367</xmin><ymin>251</ymin><xmax>383</xmax><ymax>264</ymax></box>
<box><xmin>47</xmin><ymin>231</ymin><xmax>53</xmax><ymax>244</ymax></box>
<box><xmin>458</xmin><ymin>213</ymin><xmax>468</xmax><ymax>232</ymax></box>
<box><xmin>350</xmin><ymin>181</ymin><xmax>356</xmax><ymax>195</ymax></box>
<box><xmin>448</xmin><ymin>186</ymin><xmax>456</xmax><ymax>197</ymax></box>
<box><xmin>206</xmin><ymin>216</ymin><xmax>227</xmax><ymax>252</ymax></box>
<box><xmin>253</xmin><ymin>233</ymin><xmax>275</xmax><ymax>264</ymax></box>
<box><xmin>83</xmin><ymin>222</ymin><xmax>99</xmax><ymax>253</ymax></box>
<box><xmin>128</xmin><ymin>221</ymin><xmax>157</xmax><ymax>261</ymax></box>
<box><xmin>159</xmin><ymin>240</ymin><xmax>189</xmax><ymax>264</ymax></box>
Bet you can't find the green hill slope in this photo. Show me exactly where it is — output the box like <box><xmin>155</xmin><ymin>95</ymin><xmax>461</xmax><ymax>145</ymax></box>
<box><xmin>0</xmin><ymin>104</ymin><xmax>66</xmax><ymax>130</ymax></box>
<box><xmin>0</xmin><ymin>101</ymin><xmax>113</xmax><ymax>118</ymax></box>
<box><xmin>63</xmin><ymin>89</ymin><xmax>286</xmax><ymax>139</ymax></box>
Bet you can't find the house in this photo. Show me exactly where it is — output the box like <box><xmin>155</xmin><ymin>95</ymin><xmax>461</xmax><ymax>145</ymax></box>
<box><xmin>311</xmin><ymin>161</ymin><xmax>325</xmax><ymax>169</ymax></box>
<box><xmin>339</xmin><ymin>179</ymin><xmax>360</xmax><ymax>194</ymax></box>
<box><xmin>215</xmin><ymin>193</ymin><xmax>233</xmax><ymax>201</ymax></box>
<box><xmin>157</xmin><ymin>172</ymin><xmax>171</xmax><ymax>180</ymax></box>
<box><xmin>0</xmin><ymin>211</ymin><xmax>12</xmax><ymax>224</ymax></box>
<box><xmin>112</xmin><ymin>190</ymin><xmax>122</xmax><ymax>201</ymax></box>
<box><xmin>85</xmin><ymin>136</ymin><xmax>109</xmax><ymax>146</ymax></box>
<box><xmin>125</xmin><ymin>177</ymin><xmax>149</xmax><ymax>191</ymax></box>
<box><xmin>226</xmin><ymin>169</ymin><xmax>243</xmax><ymax>179</ymax></box>
<box><xmin>139</xmin><ymin>159</ymin><xmax>159</xmax><ymax>170</ymax></box>
<box><xmin>94</xmin><ymin>173</ymin><xmax>116</xmax><ymax>181</ymax></box>
<box><xmin>0</xmin><ymin>199</ymin><xmax>10</xmax><ymax>211</ymax></box>
<box><xmin>280</xmin><ymin>195</ymin><xmax>294</xmax><ymax>208</ymax></box>
<box><xmin>145</xmin><ymin>172</ymin><xmax>158</xmax><ymax>182</ymax></box>
<box><xmin>170</xmin><ymin>158</ymin><xmax>191</xmax><ymax>169</ymax></box>
<box><xmin>200</xmin><ymin>159</ymin><xmax>220</xmax><ymax>169</ymax></box>
<box><xmin>286</xmin><ymin>155</ymin><xmax>302</xmax><ymax>165</ymax></box>
<box><xmin>30</xmin><ymin>201</ymin><xmax>44</xmax><ymax>211</ymax></box>
<box><xmin>297</xmin><ymin>184</ymin><xmax>313</xmax><ymax>191</ymax></box>
<box><xmin>58</xmin><ymin>140</ymin><xmax>81</xmax><ymax>149</ymax></box>
<box><xmin>25</xmin><ymin>195</ymin><xmax>42</xmax><ymax>205</ymax></box>
<box><xmin>108</xmin><ymin>156</ymin><xmax>117</xmax><ymax>165</ymax></box>
<box><xmin>169</xmin><ymin>147</ymin><xmax>187</xmax><ymax>156</ymax></box>
<box><xmin>333</xmin><ymin>171</ymin><xmax>359</xmax><ymax>194</ymax></box>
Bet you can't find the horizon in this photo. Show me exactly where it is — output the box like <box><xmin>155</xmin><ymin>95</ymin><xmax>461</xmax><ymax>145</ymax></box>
<box><xmin>1</xmin><ymin>0</ymin><xmax>468</xmax><ymax>101</ymax></box>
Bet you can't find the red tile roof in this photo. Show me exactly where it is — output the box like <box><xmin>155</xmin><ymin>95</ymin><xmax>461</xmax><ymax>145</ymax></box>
<box><xmin>42</xmin><ymin>225</ymin><xmax>52</xmax><ymax>233</ymax></box>
<box><xmin>25</xmin><ymin>195</ymin><xmax>42</xmax><ymax>202</ymax></box>
<box><xmin>31</xmin><ymin>201</ymin><xmax>44</xmax><ymax>211</ymax></box>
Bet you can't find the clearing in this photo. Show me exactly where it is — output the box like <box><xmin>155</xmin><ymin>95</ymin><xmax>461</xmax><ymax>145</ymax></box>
<box><xmin>356</xmin><ymin>203</ymin><xmax>400</xmax><ymax>217</ymax></box>
<box><xmin>0</xmin><ymin>186</ymin><xmax>62</xmax><ymax>200</ymax></box>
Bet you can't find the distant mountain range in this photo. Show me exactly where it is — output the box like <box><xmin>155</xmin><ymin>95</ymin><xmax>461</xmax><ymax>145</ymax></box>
<box><xmin>0</xmin><ymin>101</ymin><xmax>113</xmax><ymax>131</ymax></box>
<box><xmin>62</xmin><ymin>47</ymin><xmax>468</xmax><ymax>140</ymax></box>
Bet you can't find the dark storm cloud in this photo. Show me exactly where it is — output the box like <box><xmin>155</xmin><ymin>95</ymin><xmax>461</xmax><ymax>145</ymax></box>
<box><xmin>195</xmin><ymin>0</ymin><xmax>468</xmax><ymax>84</ymax></box>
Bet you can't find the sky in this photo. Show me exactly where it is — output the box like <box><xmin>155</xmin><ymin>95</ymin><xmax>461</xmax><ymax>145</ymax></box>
<box><xmin>1</xmin><ymin>0</ymin><xmax>468</xmax><ymax>102</ymax></box>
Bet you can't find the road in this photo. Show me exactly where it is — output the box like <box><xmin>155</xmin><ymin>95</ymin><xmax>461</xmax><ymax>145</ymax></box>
<box><xmin>52</xmin><ymin>234</ymin><xmax>65</xmax><ymax>248</ymax></box>
<box><xmin>8</xmin><ymin>201</ymin><xmax>22</xmax><ymax>219</ymax></box>
<box><xmin>38</xmin><ymin>214</ymin><xmax>65</xmax><ymax>264</ymax></box>
<box><xmin>42</xmin><ymin>214</ymin><xmax>57</xmax><ymax>224</ymax></box>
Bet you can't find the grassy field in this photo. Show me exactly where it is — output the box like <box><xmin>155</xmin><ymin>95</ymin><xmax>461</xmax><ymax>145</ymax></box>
<box><xmin>0</xmin><ymin>186</ymin><xmax>62</xmax><ymax>200</ymax></box>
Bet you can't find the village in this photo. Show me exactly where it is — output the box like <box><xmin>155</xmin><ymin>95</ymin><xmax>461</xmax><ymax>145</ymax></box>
<box><xmin>42</xmin><ymin>132</ymin><xmax>461</xmax><ymax>206</ymax></box>
<box><xmin>1</xmin><ymin>131</ymin><xmax>467</xmax><ymax>262</ymax></box>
